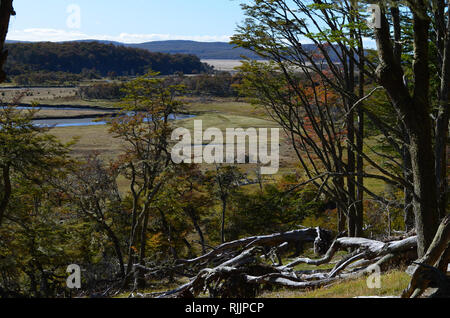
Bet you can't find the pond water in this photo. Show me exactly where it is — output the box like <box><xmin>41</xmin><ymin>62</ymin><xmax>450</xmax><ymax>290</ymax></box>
<box><xmin>1</xmin><ymin>105</ymin><xmax>195</xmax><ymax>128</ymax></box>
<box><xmin>33</xmin><ymin>113</ymin><xmax>195</xmax><ymax>128</ymax></box>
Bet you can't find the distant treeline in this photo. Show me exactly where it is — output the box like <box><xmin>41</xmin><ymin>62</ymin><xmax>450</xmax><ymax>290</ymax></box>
<box><xmin>79</xmin><ymin>72</ymin><xmax>242</xmax><ymax>100</ymax></box>
<box><xmin>4</xmin><ymin>42</ymin><xmax>212</xmax><ymax>84</ymax></box>
<box><xmin>180</xmin><ymin>72</ymin><xmax>241</xmax><ymax>97</ymax></box>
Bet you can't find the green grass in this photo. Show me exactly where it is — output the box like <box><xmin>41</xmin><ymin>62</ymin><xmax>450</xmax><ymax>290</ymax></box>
<box><xmin>33</xmin><ymin>108</ymin><xmax>115</xmax><ymax>119</ymax></box>
<box><xmin>40</xmin><ymin>94</ymin><xmax>395</xmax><ymax>200</ymax></box>
<box><xmin>183</xmin><ymin>99</ymin><xmax>268</xmax><ymax>119</ymax></box>
<box><xmin>259</xmin><ymin>270</ymin><xmax>410</xmax><ymax>298</ymax></box>
<box><xmin>176</xmin><ymin>113</ymin><xmax>279</xmax><ymax>131</ymax></box>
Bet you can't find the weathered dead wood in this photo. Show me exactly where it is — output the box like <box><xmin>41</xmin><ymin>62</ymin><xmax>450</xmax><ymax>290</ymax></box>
<box><xmin>328</xmin><ymin>252</ymin><xmax>367</xmax><ymax>278</ymax></box>
<box><xmin>244</xmin><ymin>273</ymin><xmax>337</xmax><ymax>289</ymax></box>
<box><xmin>157</xmin><ymin>247</ymin><xmax>263</xmax><ymax>298</ymax></box>
<box><xmin>152</xmin><ymin>231</ymin><xmax>419</xmax><ymax>298</ymax></box>
<box><xmin>177</xmin><ymin>228</ymin><xmax>331</xmax><ymax>266</ymax></box>
<box><xmin>279</xmin><ymin>236</ymin><xmax>417</xmax><ymax>272</ymax></box>
<box><xmin>244</xmin><ymin>264</ymin><xmax>377</xmax><ymax>291</ymax></box>
<box><xmin>402</xmin><ymin>215</ymin><xmax>450</xmax><ymax>298</ymax></box>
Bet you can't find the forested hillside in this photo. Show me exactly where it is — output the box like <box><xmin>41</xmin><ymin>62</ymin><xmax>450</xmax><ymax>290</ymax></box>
<box><xmin>4</xmin><ymin>41</ymin><xmax>211</xmax><ymax>78</ymax></box>
<box><xmin>128</xmin><ymin>40</ymin><xmax>263</xmax><ymax>60</ymax></box>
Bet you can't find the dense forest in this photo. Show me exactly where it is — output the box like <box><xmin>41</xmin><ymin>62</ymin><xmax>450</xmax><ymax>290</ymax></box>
<box><xmin>79</xmin><ymin>72</ymin><xmax>241</xmax><ymax>100</ymax></box>
<box><xmin>4</xmin><ymin>41</ymin><xmax>212</xmax><ymax>81</ymax></box>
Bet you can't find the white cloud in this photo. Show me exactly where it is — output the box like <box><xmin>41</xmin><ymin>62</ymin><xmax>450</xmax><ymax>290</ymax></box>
<box><xmin>7</xmin><ymin>28</ymin><xmax>232</xmax><ymax>43</ymax></box>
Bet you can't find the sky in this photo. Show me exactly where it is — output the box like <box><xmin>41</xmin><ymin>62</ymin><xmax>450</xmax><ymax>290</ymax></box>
<box><xmin>7</xmin><ymin>0</ymin><xmax>248</xmax><ymax>43</ymax></box>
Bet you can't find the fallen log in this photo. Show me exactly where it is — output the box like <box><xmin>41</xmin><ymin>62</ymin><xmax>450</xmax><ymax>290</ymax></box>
<box><xmin>177</xmin><ymin>227</ymin><xmax>332</xmax><ymax>266</ymax></box>
<box><xmin>127</xmin><ymin>223</ymin><xmax>427</xmax><ymax>299</ymax></box>
<box><xmin>278</xmin><ymin>236</ymin><xmax>417</xmax><ymax>273</ymax></box>
<box><xmin>157</xmin><ymin>247</ymin><xmax>266</xmax><ymax>298</ymax></box>
<box><xmin>152</xmin><ymin>234</ymin><xmax>419</xmax><ymax>298</ymax></box>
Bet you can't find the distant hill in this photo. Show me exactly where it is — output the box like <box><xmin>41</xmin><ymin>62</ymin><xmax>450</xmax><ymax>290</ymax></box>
<box><xmin>5</xmin><ymin>39</ymin><xmax>342</xmax><ymax>69</ymax></box>
<box><xmin>125</xmin><ymin>41</ymin><xmax>343</xmax><ymax>62</ymax></box>
<box><xmin>6</xmin><ymin>39</ymin><xmax>262</xmax><ymax>60</ymax></box>
<box><xmin>4</xmin><ymin>41</ymin><xmax>210</xmax><ymax>77</ymax></box>
<box><xmin>126</xmin><ymin>40</ymin><xmax>263</xmax><ymax>60</ymax></box>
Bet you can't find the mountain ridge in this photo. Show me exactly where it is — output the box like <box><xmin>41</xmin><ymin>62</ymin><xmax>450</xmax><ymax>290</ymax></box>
<box><xmin>7</xmin><ymin>39</ymin><xmax>263</xmax><ymax>60</ymax></box>
<box><xmin>6</xmin><ymin>39</ymin><xmax>341</xmax><ymax>62</ymax></box>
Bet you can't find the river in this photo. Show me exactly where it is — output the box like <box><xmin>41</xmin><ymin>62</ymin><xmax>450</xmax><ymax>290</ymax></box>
<box><xmin>1</xmin><ymin>105</ymin><xmax>194</xmax><ymax>128</ymax></box>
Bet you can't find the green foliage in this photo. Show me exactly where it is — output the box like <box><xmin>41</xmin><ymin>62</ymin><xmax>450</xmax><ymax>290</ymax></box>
<box><xmin>0</xmin><ymin>105</ymin><xmax>76</xmax><ymax>296</ymax></box>
<box><xmin>80</xmin><ymin>82</ymin><xmax>126</xmax><ymax>100</ymax></box>
<box><xmin>181</xmin><ymin>72</ymin><xmax>241</xmax><ymax>97</ymax></box>
<box><xmin>12</xmin><ymin>71</ymin><xmax>85</xmax><ymax>86</ymax></box>
<box><xmin>226</xmin><ymin>175</ymin><xmax>328</xmax><ymax>240</ymax></box>
<box><xmin>4</xmin><ymin>42</ymin><xmax>211</xmax><ymax>84</ymax></box>
<box><xmin>152</xmin><ymin>164</ymin><xmax>215</xmax><ymax>258</ymax></box>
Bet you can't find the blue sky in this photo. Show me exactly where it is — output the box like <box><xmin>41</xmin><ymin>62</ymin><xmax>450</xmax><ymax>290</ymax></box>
<box><xmin>7</xmin><ymin>0</ymin><xmax>248</xmax><ymax>43</ymax></box>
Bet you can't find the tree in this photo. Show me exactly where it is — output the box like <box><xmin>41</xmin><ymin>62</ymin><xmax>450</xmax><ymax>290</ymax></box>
<box><xmin>227</xmin><ymin>175</ymin><xmax>326</xmax><ymax>241</ymax></box>
<box><xmin>232</xmin><ymin>0</ymin><xmax>448</xmax><ymax>258</ymax></box>
<box><xmin>373</xmin><ymin>0</ymin><xmax>448</xmax><ymax>256</ymax></box>
<box><xmin>0</xmin><ymin>105</ymin><xmax>71</xmax><ymax>227</ymax></box>
<box><xmin>58</xmin><ymin>154</ymin><xmax>127</xmax><ymax>278</ymax></box>
<box><xmin>206</xmin><ymin>166</ymin><xmax>245</xmax><ymax>244</ymax></box>
<box><xmin>0</xmin><ymin>0</ymin><xmax>14</xmax><ymax>82</ymax></box>
<box><xmin>232</xmin><ymin>0</ymin><xmax>390</xmax><ymax>237</ymax></box>
<box><xmin>158</xmin><ymin>164</ymin><xmax>215</xmax><ymax>255</ymax></box>
<box><xmin>108</xmin><ymin>71</ymin><xmax>184</xmax><ymax>288</ymax></box>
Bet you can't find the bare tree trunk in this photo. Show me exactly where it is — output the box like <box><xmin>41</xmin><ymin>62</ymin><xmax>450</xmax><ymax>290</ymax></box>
<box><xmin>0</xmin><ymin>164</ymin><xmax>11</xmax><ymax>227</ymax></box>
<box><xmin>136</xmin><ymin>182</ymin><xmax>163</xmax><ymax>288</ymax></box>
<box><xmin>124</xmin><ymin>208</ymin><xmax>138</xmax><ymax>288</ymax></box>
<box><xmin>403</xmin><ymin>142</ymin><xmax>415</xmax><ymax>232</ymax></box>
<box><xmin>124</xmin><ymin>186</ymin><xmax>140</xmax><ymax>287</ymax></box>
<box><xmin>435</xmin><ymin>0</ymin><xmax>449</xmax><ymax>220</ymax></box>
<box><xmin>158</xmin><ymin>208</ymin><xmax>178</xmax><ymax>260</ymax></box>
<box><xmin>391</xmin><ymin>4</ymin><xmax>415</xmax><ymax>234</ymax></box>
<box><xmin>338</xmin><ymin>206</ymin><xmax>346</xmax><ymax>234</ymax></box>
<box><xmin>408</xmin><ymin>110</ymin><xmax>440</xmax><ymax>257</ymax></box>
<box><xmin>346</xmin><ymin>95</ymin><xmax>357</xmax><ymax>238</ymax></box>
<box><xmin>186</xmin><ymin>208</ymin><xmax>206</xmax><ymax>255</ymax></box>
<box><xmin>355</xmin><ymin>111</ymin><xmax>364</xmax><ymax>237</ymax></box>
<box><xmin>409</xmin><ymin>10</ymin><xmax>440</xmax><ymax>256</ymax></box>
<box><xmin>375</xmin><ymin>4</ymin><xmax>440</xmax><ymax>257</ymax></box>
<box><xmin>221</xmin><ymin>198</ymin><xmax>227</xmax><ymax>244</ymax></box>
<box><xmin>346</xmin><ymin>15</ymin><xmax>358</xmax><ymax>237</ymax></box>
<box><xmin>136</xmin><ymin>208</ymin><xmax>150</xmax><ymax>289</ymax></box>
<box><xmin>102</xmin><ymin>222</ymin><xmax>125</xmax><ymax>278</ymax></box>
<box><xmin>0</xmin><ymin>2</ymin><xmax>14</xmax><ymax>228</ymax></box>
<box><xmin>355</xmin><ymin>27</ymin><xmax>366</xmax><ymax>237</ymax></box>
<box><xmin>0</xmin><ymin>0</ymin><xmax>14</xmax><ymax>83</ymax></box>
<box><xmin>335</xmin><ymin>176</ymin><xmax>347</xmax><ymax>233</ymax></box>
